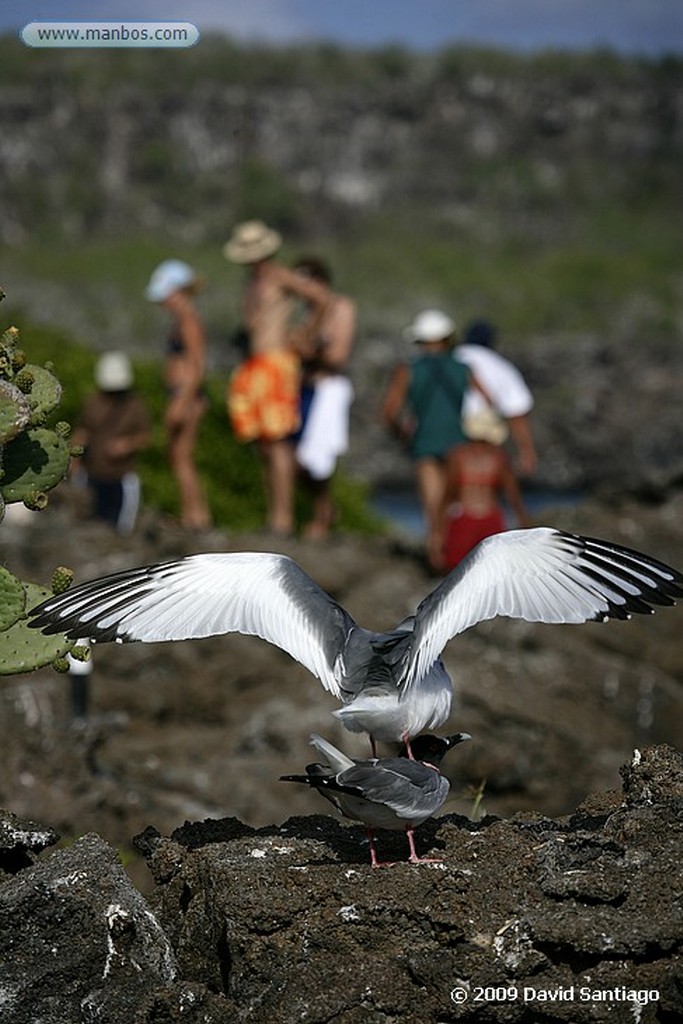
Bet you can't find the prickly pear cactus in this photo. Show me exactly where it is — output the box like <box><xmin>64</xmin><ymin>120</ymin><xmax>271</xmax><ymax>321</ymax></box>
<box><xmin>0</xmin><ymin>291</ymin><xmax>85</xmax><ymax>674</ymax></box>
<box><xmin>0</xmin><ymin>565</ymin><xmax>26</xmax><ymax>631</ymax></box>
<box><xmin>0</xmin><ymin>427</ymin><xmax>72</xmax><ymax>505</ymax></box>
<box><xmin>0</xmin><ymin>322</ymin><xmax>80</xmax><ymax>512</ymax></box>
<box><xmin>0</xmin><ymin>379</ymin><xmax>31</xmax><ymax>443</ymax></box>
<box><xmin>0</xmin><ymin>581</ymin><xmax>75</xmax><ymax>675</ymax></box>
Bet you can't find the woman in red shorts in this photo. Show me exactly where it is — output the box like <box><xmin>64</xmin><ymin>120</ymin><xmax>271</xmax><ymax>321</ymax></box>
<box><xmin>441</xmin><ymin>409</ymin><xmax>531</xmax><ymax>571</ymax></box>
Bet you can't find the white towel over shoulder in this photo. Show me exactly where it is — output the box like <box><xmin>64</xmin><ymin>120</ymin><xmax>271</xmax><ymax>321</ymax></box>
<box><xmin>297</xmin><ymin>376</ymin><xmax>354</xmax><ymax>481</ymax></box>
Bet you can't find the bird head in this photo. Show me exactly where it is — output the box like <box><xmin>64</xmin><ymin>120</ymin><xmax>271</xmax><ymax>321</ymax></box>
<box><xmin>404</xmin><ymin>732</ymin><xmax>471</xmax><ymax>766</ymax></box>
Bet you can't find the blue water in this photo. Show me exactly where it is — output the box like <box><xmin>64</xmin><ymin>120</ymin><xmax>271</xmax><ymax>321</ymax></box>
<box><xmin>370</xmin><ymin>488</ymin><xmax>583</xmax><ymax>539</ymax></box>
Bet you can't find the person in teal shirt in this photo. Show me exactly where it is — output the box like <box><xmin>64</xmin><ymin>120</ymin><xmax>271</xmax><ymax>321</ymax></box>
<box><xmin>382</xmin><ymin>309</ymin><xmax>490</xmax><ymax>571</ymax></box>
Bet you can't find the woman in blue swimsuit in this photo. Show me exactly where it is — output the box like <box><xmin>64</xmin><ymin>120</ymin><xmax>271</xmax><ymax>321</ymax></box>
<box><xmin>146</xmin><ymin>260</ymin><xmax>212</xmax><ymax>530</ymax></box>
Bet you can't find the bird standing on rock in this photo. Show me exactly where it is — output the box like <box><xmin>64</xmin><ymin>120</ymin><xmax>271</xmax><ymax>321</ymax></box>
<box><xmin>280</xmin><ymin>732</ymin><xmax>470</xmax><ymax>867</ymax></box>
<box><xmin>29</xmin><ymin>528</ymin><xmax>683</xmax><ymax>756</ymax></box>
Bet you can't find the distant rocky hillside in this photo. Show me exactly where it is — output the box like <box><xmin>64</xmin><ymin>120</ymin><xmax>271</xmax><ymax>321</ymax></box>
<box><xmin>0</xmin><ymin>40</ymin><xmax>681</xmax><ymax>244</ymax></box>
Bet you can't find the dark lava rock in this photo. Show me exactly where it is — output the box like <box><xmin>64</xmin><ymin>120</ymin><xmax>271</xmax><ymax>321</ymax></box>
<box><xmin>0</xmin><ymin>832</ymin><xmax>176</xmax><ymax>1023</ymax></box>
<box><xmin>1</xmin><ymin>745</ymin><xmax>682</xmax><ymax>1023</ymax></box>
<box><xmin>0</xmin><ymin>808</ymin><xmax>59</xmax><ymax>876</ymax></box>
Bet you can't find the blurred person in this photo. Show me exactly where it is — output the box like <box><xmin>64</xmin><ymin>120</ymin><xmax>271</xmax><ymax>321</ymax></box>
<box><xmin>72</xmin><ymin>351</ymin><xmax>150</xmax><ymax>535</ymax></box>
<box><xmin>290</xmin><ymin>256</ymin><xmax>356</xmax><ymax>540</ymax></box>
<box><xmin>381</xmin><ymin>309</ymin><xmax>490</xmax><ymax>571</ymax></box>
<box><xmin>145</xmin><ymin>259</ymin><xmax>212</xmax><ymax>531</ymax></box>
<box><xmin>67</xmin><ymin>646</ymin><xmax>93</xmax><ymax>720</ymax></box>
<box><xmin>441</xmin><ymin>408</ymin><xmax>531</xmax><ymax>571</ymax></box>
<box><xmin>224</xmin><ymin>220</ymin><xmax>329</xmax><ymax>537</ymax></box>
<box><xmin>455</xmin><ymin>319</ymin><xmax>537</xmax><ymax>476</ymax></box>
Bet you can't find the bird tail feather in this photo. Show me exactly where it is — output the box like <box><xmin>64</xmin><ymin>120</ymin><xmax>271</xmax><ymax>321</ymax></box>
<box><xmin>309</xmin><ymin>733</ymin><xmax>355</xmax><ymax>772</ymax></box>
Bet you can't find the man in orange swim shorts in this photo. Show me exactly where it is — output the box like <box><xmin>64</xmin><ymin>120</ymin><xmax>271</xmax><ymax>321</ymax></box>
<box><xmin>224</xmin><ymin>221</ymin><xmax>329</xmax><ymax>535</ymax></box>
<box><xmin>228</xmin><ymin>349</ymin><xmax>301</xmax><ymax>444</ymax></box>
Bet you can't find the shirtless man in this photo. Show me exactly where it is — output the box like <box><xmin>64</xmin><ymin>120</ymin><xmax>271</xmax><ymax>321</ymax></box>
<box><xmin>290</xmin><ymin>257</ymin><xmax>356</xmax><ymax>540</ymax></box>
<box><xmin>224</xmin><ymin>221</ymin><xmax>329</xmax><ymax>536</ymax></box>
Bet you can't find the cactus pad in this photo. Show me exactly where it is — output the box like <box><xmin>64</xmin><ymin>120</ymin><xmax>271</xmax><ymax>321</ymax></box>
<box><xmin>20</xmin><ymin>364</ymin><xmax>62</xmax><ymax>422</ymax></box>
<box><xmin>0</xmin><ymin>427</ymin><xmax>71</xmax><ymax>504</ymax></box>
<box><xmin>0</xmin><ymin>565</ymin><xmax>26</xmax><ymax>631</ymax></box>
<box><xmin>0</xmin><ymin>379</ymin><xmax>31</xmax><ymax>443</ymax></box>
<box><xmin>0</xmin><ymin>582</ymin><xmax>72</xmax><ymax>675</ymax></box>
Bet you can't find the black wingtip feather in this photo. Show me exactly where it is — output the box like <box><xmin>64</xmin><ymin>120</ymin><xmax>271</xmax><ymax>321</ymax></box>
<box><xmin>559</xmin><ymin>531</ymin><xmax>683</xmax><ymax>615</ymax></box>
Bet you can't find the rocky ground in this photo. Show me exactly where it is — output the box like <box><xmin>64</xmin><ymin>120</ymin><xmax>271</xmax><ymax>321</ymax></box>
<box><xmin>0</xmin><ymin>487</ymin><xmax>682</xmax><ymax>1021</ymax></box>
<box><xmin>1</xmin><ymin>744</ymin><xmax>681</xmax><ymax>1023</ymax></box>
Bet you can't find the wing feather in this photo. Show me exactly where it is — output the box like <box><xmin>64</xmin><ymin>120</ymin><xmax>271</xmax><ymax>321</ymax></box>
<box><xmin>29</xmin><ymin>552</ymin><xmax>357</xmax><ymax>698</ymax></box>
<box><xmin>407</xmin><ymin>528</ymin><xmax>683</xmax><ymax>686</ymax></box>
<box><xmin>338</xmin><ymin>761</ymin><xmax>448</xmax><ymax>818</ymax></box>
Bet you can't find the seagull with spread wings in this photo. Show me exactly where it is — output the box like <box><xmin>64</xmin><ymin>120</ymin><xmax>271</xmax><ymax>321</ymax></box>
<box><xmin>29</xmin><ymin>528</ymin><xmax>683</xmax><ymax>756</ymax></box>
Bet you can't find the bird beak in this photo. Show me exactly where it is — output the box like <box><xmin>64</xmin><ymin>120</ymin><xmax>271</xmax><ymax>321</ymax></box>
<box><xmin>446</xmin><ymin>732</ymin><xmax>471</xmax><ymax>748</ymax></box>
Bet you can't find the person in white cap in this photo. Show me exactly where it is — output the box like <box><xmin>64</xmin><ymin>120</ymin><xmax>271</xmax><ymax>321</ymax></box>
<box><xmin>223</xmin><ymin>221</ymin><xmax>329</xmax><ymax>537</ymax></box>
<box><xmin>72</xmin><ymin>352</ymin><xmax>150</xmax><ymax>535</ymax></box>
<box><xmin>381</xmin><ymin>309</ymin><xmax>490</xmax><ymax>570</ymax></box>
<box><xmin>145</xmin><ymin>259</ymin><xmax>212</xmax><ymax>531</ymax></box>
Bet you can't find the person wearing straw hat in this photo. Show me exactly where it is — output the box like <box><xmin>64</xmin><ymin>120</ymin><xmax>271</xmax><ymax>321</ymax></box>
<box><xmin>145</xmin><ymin>259</ymin><xmax>212</xmax><ymax>531</ymax></box>
<box><xmin>223</xmin><ymin>220</ymin><xmax>329</xmax><ymax>537</ymax></box>
<box><xmin>441</xmin><ymin>407</ymin><xmax>531</xmax><ymax>571</ymax></box>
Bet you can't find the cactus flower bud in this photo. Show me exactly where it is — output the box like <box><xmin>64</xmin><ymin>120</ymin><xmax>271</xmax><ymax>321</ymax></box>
<box><xmin>51</xmin><ymin>566</ymin><xmax>75</xmax><ymax>595</ymax></box>
<box><xmin>14</xmin><ymin>368</ymin><xmax>35</xmax><ymax>393</ymax></box>
<box><xmin>23</xmin><ymin>491</ymin><xmax>48</xmax><ymax>511</ymax></box>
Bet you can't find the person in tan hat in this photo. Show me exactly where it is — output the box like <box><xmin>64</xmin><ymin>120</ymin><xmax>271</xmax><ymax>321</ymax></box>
<box><xmin>224</xmin><ymin>220</ymin><xmax>329</xmax><ymax>537</ymax></box>
<box><xmin>440</xmin><ymin>407</ymin><xmax>530</xmax><ymax>571</ymax></box>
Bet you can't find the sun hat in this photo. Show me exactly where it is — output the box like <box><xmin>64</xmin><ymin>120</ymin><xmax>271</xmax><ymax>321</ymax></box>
<box><xmin>404</xmin><ymin>309</ymin><xmax>456</xmax><ymax>344</ymax></box>
<box><xmin>463</xmin><ymin>408</ymin><xmax>509</xmax><ymax>446</ymax></box>
<box><xmin>145</xmin><ymin>260</ymin><xmax>197</xmax><ymax>302</ymax></box>
<box><xmin>95</xmin><ymin>351</ymin><xmax>134</xmax><ymax>392</ymax></box>
<box><xmin>223</xmin><ymin>220</ymin><xmax>282</xmax><ymax>264</ymax></box>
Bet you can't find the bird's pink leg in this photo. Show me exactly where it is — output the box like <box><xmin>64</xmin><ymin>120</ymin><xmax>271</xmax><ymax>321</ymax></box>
<box><xmin>402</xmin><ymin>732</ymin><xmax>415</xmax><ymax>760</ymax></box>
<box><xmin>367</xmin><ymin>828</ymin><xmax>397</xmax><ymax>869</ymax></box>
<box><xmin>406</xmin><ymin>827</ymin><xmax>443</xmax><ymax>865</ymax></box>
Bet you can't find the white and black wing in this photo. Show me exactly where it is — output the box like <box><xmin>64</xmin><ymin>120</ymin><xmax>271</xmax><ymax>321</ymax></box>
<box><xmin>407</xmin><ymin>528</ymin><xmax>683</xmax><ymax>687</ymax></box>
<box><xmin>29</xmin><ymin>552</ymin><xmax>357</xmax><ymax>698</ymax></box>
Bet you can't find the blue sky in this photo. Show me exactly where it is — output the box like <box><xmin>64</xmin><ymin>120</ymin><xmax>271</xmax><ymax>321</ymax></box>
<box><xmin>2</xmin><ymin>0</ymin><xmax>681</xmax><ymax>55</ymax></box>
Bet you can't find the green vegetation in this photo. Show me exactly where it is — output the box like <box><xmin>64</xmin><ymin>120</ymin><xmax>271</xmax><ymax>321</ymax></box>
<box><xmin>13</xmin><ymin>318</ymin><xmax>381</xmax><ymax>533</ymax></box>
